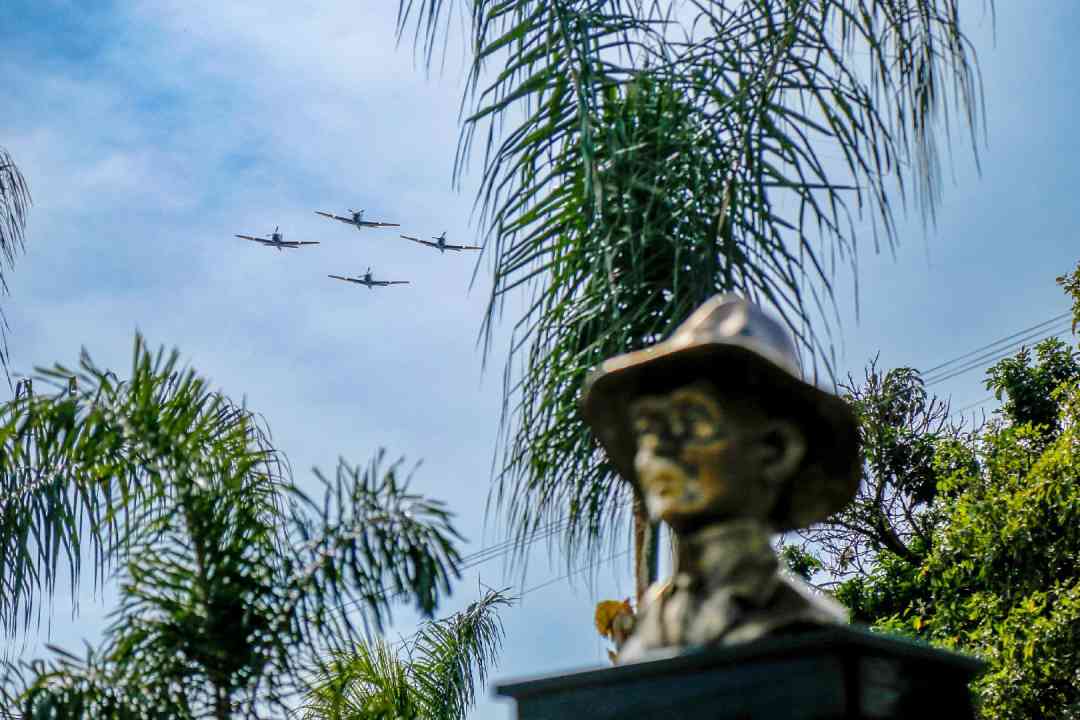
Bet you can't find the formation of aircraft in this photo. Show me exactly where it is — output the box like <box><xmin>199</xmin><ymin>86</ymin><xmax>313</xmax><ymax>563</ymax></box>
<box><xmin>328</xmin><ymin>268</ymin><xmax>409</xmax><ymax>289</ymax></box>
<box><xmin>235</xmin><ymin>227</ymin><xmax>320</xmax><ymax>251</ymax></box>
<box><xmin>400</xmin><ymin>231</ymin><xmax>481</xmax><ymax>253</ymax></box>
<box><xmin>315</xmin><ymin>208</ymin><xmax>400</xmax><ymax>231</ymax></box>
<box><xmin>233</xmin><ymin>206</ymin><xmax>482</xmax><ymax>290</ymax></box>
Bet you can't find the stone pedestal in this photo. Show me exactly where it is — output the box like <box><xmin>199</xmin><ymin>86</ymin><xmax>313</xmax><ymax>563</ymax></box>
<box><xmin>496</xmin><ymin>626</ymin><xmax>985</xmax><ymax>719</ymax></box>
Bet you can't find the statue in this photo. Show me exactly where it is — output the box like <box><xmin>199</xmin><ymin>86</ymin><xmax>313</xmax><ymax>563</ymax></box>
<box><xmin>580</xmin><ymin>295</ymin><xmax>862</xmax><ymax>662</ymax></box>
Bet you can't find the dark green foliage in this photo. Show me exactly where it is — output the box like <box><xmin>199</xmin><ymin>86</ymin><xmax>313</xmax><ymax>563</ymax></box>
<box><xmin>1</xmin><ymin>336</ymin><xmax>466</xmax><ymax>718</ymax></box>
<box><xmin>984</xmin><ymin>337</ymin><xmax>1080</xmax><ymax>438</ymax></box>
<box><xmin>302</xmin><ymin>589</ymin><xmax>511</xmax><ymax>720</ymax></box>
<box><xmin>1056</xmin><ymin>262</ymin><xmax>1080</xmax><ymax>334</ymax></box>
<box><xmin>778</xmin><ymin>543</ymin><xmax>824</xmax><ymax>582</ymax></box>
<box><xmin>397</xmin><ymin>0</ymin><xmax>989</xmax><ymax>571</ymax></box>
<box><xmin>832</xmin><ymin>292</ymin><xmax>1080</xmax><ymax>717</ymax></box>
<box><xmin>889</xmin><ymin>399</ymin><xmax>1080</xmax><ymax>718</ymax></box>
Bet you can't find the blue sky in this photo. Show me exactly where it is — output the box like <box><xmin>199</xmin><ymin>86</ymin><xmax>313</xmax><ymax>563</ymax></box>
<box><xmin>2</xmin><ymin>1</ymin><xmax>1079</xmax><ymax>717</ymax></box>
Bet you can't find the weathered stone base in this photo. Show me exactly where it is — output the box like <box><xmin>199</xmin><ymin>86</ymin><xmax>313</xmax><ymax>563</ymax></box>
<box><xmin>496</xmin><ymin>625</ymin><xmax>984</xmax><ymax>719</ymax></box>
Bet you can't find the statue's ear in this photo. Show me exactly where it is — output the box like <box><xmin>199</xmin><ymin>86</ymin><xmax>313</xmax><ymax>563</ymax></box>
<box><xmin>755</xmin><ymin>418</ymin><xmax>807</xmax><ymax>491</ymax></box>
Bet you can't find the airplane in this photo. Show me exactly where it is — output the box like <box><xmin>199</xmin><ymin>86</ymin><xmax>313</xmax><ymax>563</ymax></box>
<box><xmin>235</xmin><ymin>227</ymin><xmax>320</xmax><ymax>251</ymax></box>
<box><xmin>315</xmin><ymin>208</ymin><xmax>400</xmax><ymax>231</ymax></box>
<box><xmin>328</xmin><ymin>268</ymin><xmax>410</xmax><ymax>289</ymax></box>
<box><xmin>399</xmin><ymin>231</ymin><xmax>481</xmax><ymax>253</ymax></box>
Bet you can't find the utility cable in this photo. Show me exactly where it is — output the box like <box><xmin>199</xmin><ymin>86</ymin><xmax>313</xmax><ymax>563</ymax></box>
<box><xmin>325</xmin><ymin>515</ymin><xmax>580</xmax><ymax>618</ymax></box>
<box><xmin>920</xmin><ymin>311</ymin><xmax>1071</xmax><ymax>377</ymax></box>
<box><xmin>924</xmin><ymin>321</ymin><xmax>1073</xmax><ymax>388</ymax></box>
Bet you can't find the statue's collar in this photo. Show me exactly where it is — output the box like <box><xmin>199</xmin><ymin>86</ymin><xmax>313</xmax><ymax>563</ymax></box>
<box><xmin>672</xmin><ymin>518</ymin><xmax>778</xmax><ymax>600</ymax></box>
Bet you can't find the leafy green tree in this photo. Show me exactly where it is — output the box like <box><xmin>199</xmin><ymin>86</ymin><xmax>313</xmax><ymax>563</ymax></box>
<box><xmin>985</xmin><ymin>337</ymin><xmax>1080</xmax><ymax>439</ymax></box>
<box><xmin>913</xmin><ymin>402</ymin><xmax>1080</xmax><ymax>719</ymax></box>
<box><xmin>302</xmin><ymin>589</ymin><xmax>510</xmax><ymax>720</ymax></box>
<box><xmin>396</xmin><ymin>0</ymin><xmax>990</xmax><ymax>589</ymax></box>
<box><xmin>0</xmin><ymin>336</ymin><xmax>473</xmax><ymax>719</ymax></box>
<box><xmin>828</xmin><ymin>272</ymin><xmax>1080</xmax><ymax>718</ymax></box>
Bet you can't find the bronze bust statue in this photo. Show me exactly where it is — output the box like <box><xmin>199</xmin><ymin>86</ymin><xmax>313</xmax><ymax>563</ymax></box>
<box><xmin>580</xmin><ymin>295</ymin><xmax>861</xmax><ymax>662</ymax></box>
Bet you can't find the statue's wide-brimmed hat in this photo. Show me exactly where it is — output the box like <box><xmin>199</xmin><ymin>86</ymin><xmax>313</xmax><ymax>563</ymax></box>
<box><xmin>580</xmin><ymin>295</ymin><xmax>860</xmax><ymax>531</ymax></box>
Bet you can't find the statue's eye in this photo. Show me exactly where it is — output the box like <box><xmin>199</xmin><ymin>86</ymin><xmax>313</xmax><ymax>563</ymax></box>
<box><xmin>677</xmin><ymin>403</ymin><xmax>719</xmax><ymax>441</ymax></box>
<box><xmin>692</xmin><ymin>420</ymin><xmax>716</xmax><ymax>440</ymax></box>
<box><xmin>633</xmin><ymin>416</ymin><xmax>658</xmax><ymax>437</ymax></box>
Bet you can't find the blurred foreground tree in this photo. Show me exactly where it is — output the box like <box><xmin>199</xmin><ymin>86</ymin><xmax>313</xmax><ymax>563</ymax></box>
<box><xmin>303</xmin><ymin>589</ymin><xmax>510</xmax><ymax>720</ymax></box>
<box><xmin>0</xmin><ymin>335</ymin><xmax>485</xmax><ymax>719</ymax></box>
<box><xmin>396</xmin><ymin>0</ymin><xmax>991</xmax><ymax>594</ymax></box>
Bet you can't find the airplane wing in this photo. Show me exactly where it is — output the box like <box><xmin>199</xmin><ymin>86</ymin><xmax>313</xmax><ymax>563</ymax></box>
<box><xmin>328</xmin><ymin>274</ymin><xmax>358</xmax><ymax>283</ymax></box>
<box><xmin>359</xmin><ymin>220</ymin><xmax>401</xmax><ymax>228</ymax></box>
<box><xmin>235</xmin><ymin>234</ymin><xmax>265</xmax><ymax>242</ymax></box>
<box><xmin>315</xmin><ymin>211</ymin><xmax>352</xmax><ymax>223</ymax></box>
<box><xmin>401</xmin><ymin>234</ymin><xmax>439</xmax><ymax>249</ymax></box>
<box><xmin>295</xmin><ymin>241</ymin><xmax>321</xmax><ymax>246</ymax></box>
<box><xmin>446</xmin><ymin>243</ymin><xmax>482</xmax><ymax>251</ymax></box>
<box><xmin>385</xmin><ymin>281</ymin><xmax>410</xmax><ymax>285</ymax></box>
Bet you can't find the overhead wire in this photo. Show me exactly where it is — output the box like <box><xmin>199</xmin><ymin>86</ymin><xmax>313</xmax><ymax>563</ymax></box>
<box><xmin>950</xmin><ymin>395</ymin><xmax>997</xmax><ymax>418</ymax></box>
<box><xmin>923</xmin><ymin>320</ymin><xmax>1073</xmax><ymax>387</ymax></box>
<box><xmin>323</xmin><ymin>514</ymin><xmax>584</xmax><ymax>619</ymax></box>
<box><xmin>920</xmin><ymin>311</ymin><xmax>1071</xmax><ymax>377</ymax></box>
<box><xmin>913</xmin><ymin>311</ymin><xmax>1076</xmax><ymax>420</ymax></box>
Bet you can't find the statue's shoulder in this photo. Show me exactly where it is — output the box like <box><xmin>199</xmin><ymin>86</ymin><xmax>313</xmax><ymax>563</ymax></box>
<box><xmin>641</xmin><ymin>579</ymin><xmax>675</xmax><ymax>610</ymax></box>
<box><xmin>614</xmin><ymin>580</ymin><xmax>674</xmax><ymax>663</ymax></box>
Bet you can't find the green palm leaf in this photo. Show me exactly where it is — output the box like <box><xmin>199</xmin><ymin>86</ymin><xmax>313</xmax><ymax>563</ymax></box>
<box><xmin>0</xmin><ymin>146</ymin><xmax>32</xmax><ymax>369</ymax></box>
<box><xmin>2</xmin><ymin>335</ymin><xmax>469</xmax><ymax>717</ymax></box>
<box><xmin>0</xmin><ymin>335</ymin><xmax>283</xmax><ymax>638</ymax></box>
<box><xmin>397</xmin><ymin>0</ymin><xmax>988</xmax><ymax>572</ymax></box>
<box><xmin>302</xmin><ymin>588</ymin><xmax>511</xmax><ymax>720</ymax></box>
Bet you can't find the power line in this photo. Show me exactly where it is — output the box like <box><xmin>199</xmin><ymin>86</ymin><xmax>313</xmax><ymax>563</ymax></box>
<box><xmin>951</xmin><ymin>395</ymin><xmax>997</xmax><ymax>417</ymax></box>
<box><xmin>520</xmin><ymin>550</ymin><xmax>631</xmax><ymax>596</ymax></box>
<box><xmin>924</xmin><ymin>321</ymin><xmax>1073</xmax><ymax>388</ymax></box>
<box><xmin>921</xmin><ymin>311</ymin><xmax>1071</xmax><ymax>377</ymax></box>
<box><xmin>324</xmin><ymin>516</ymin><xmax>578</xmax><ymax>619</ymax></box>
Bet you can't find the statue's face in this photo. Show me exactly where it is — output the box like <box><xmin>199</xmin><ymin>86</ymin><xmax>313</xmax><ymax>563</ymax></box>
<box><xmin>629</xmin><ymin>380</ymin><xmax>798</xmax><ymax>531</ymax></box>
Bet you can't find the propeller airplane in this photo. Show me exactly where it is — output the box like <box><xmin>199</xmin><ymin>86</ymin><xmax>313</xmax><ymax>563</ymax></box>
<box><xmin>235</xmin><ymin>227</ymin><xmax>319</xmax><ymax>251</ymax></box>
<box><xmin>400</xmin><ymin>231</ymin><xmax>481</xmax><ymax>253</ymax></box>
<box><xmin>328</xmin><ymin>268</ymin><xmax>410</xmax><ymax>289</ymax></box>
<box><xmin>315</xmin><ymin>208</ymin><xmax>400</xmax><ymax>231</ymax></box>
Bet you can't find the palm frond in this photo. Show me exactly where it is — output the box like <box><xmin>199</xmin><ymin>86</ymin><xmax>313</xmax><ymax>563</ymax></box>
<box><xmin>1</xmin><ymin>644</ymin><xmax>195</xmax><ymax>720</ymax></box>
<box><xmin>0</xmin><ymin>147</ymin><xmax>30</xmax><ymax>292</ymax></box>
<box><xmin>1</xmin><ymin>331</ymin><xmax>474</xmax><ymax>716</ymax></box>
<box><xmin>303</xmin><ymin>642</ymin><xmax>415</xmax><ymax>720</ymax></box>
<box><xmin>0</xmin><ymin>146</ymin><xmax>33</xmax><ymax>371</ymax></box>
<box><xmin>0</xmin><ymin>334</ymin><xmax>285</xmax><ymax>639</ymax></box>
<box><xmin>302</xmin><ymin>588</ymin><xmax>511</xmax><ymax>720</ymax></box>
<box><xmin>280</xmin><ymin>452</ymin><xmax>464</xmax><ymax>663</ymax></box>
<box><xmin>397</xmin><ymin>0</ymin><xmax>988</xmax><ymax>573</ymax></box>
<box><xmin>409</xmin><ymin>588</ymin><xmax>511</xmax><ymax>719</ymax></box>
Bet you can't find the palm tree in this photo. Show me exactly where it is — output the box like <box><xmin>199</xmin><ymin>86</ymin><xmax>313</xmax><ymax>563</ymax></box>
<box><xmin>0</xmin><ymin>146</ymin><xmax>31</xmax><ymax>369</ymax></box>
<box><xmin>0</xmin><ymin>335</ymin><xmax>470</xmax><ymax>719</ymax></box>
<box><xmin>396</xmin><ymin>0</ymin><xmax>989</xmax><ymax>595</ymax></box>
<box><xmin>302</xmin><ymin>589</ymin><xmax>510</xmax><ymax>720</ymax></box>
